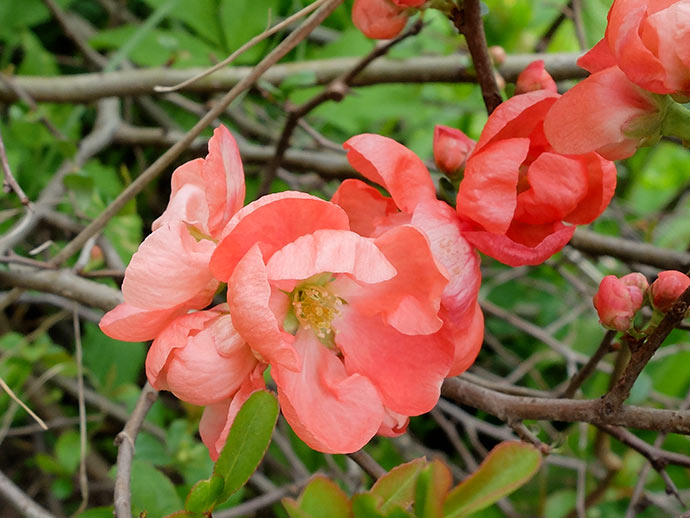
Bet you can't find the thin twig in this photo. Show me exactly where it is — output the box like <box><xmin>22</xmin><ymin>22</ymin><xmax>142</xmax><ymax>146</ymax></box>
<box><xmin>73</xmin><ymin>308</ymin><xmax>89</xmax><ymax>514</ymax></box>
<box><xmin>154</xmin><ymin>0</ymin><xmax>328</xmax><ymax>92</ymax></box>
<box><xmin>48</xmin><ymin>0</ymin><xmax>345</xmax><ymax>266</ymax></box>
<box><xmin>560</xmin><ymin>330</ymin><xmax>616</xmax><ymax>398</ymax></box>
<box><xmin>113</xmin><ymin>382</ymin><xmax>159</xmax><ymax>518</ymax></box>
<box><xmin>0</xmin><ymin>469</ymin><xmax>56</xmax><ymax>518</ymax></box>
<box><xmin>348</xmin><ymin>450</ymin><xmax>386</xmax><ymax>479</ymax></box>
<box><xmin>213</xmin><ymin>477</ymin><xmax>311</xmax><ymax>518</ymax></box>
<box><xmin>0</xmin><ymin>127</ymin><xmax>31</xmax><ymax>207</ymax></box>
<box><xmin>0</xmin><ymin>376</ymin><xmax>47</xmax><ymax>431</ymax></box>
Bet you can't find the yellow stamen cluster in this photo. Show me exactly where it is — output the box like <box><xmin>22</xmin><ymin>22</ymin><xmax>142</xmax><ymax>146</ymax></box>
<box><xmin>292</xmin><ymin>284</ymin><xmax>342</xmax><ymax>340</ymax></box>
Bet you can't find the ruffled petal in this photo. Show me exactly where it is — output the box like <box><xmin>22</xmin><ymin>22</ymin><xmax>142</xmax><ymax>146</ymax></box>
<box><xmin>210</xmin><ymin>192</ymin><xmax>349</xmax><ymax>282</ymax></box>
<box><xmin>344</xmin><ymin>134</ymin><xmax>436</xmax><ymax>213</ymax></box>
<box><xmin>563</xmin><ymin>153</ymin><xmax>617</xmax><ymax>225</ymax></box>
<box><xmin>577</xmin><ymin>38</ymin><xmax>617</xmax><ymax>73</ymax></box>
<box><xmin>514</xmin><ymin>152</ymin><xmax>589</xmax><ymax>225</ymax></box>
<box><xmin>152</xmin><ymin>159</ymin><xmax>208</xmax><ymax>233</ymax></box>
<box><xmin>330</xmin><ymin>179</ymin><xmax>400</xmax><ymax>237</ymax></box>
<box><xmin>273</xmin><ymin>329</ymin><xmax>384</xmax><ymax>454</ymax></box>
<box><xmin>462</xmin><ymin>222</ymin><xmax>575</xmax><ymax>267</ymax></box>
<box><xmin>334</xmin><ymin>306</ymin><xmax>452</xmax><ymax>416</ymax></box>
<box><xmin>203</xmin><ymin>126</ymin><xmax>246</xmax><ymax>238</ymax></box>
<box><xmin>99</xmin><ymin>302</ymin><xmax>189</xmax><ymax>342</ymax></box>
<box><xmin>122</xmin><ymin>222</ymin><xmax>217</xmax><ymax>309</ymax></box>
<box><xmin>265</xmin><ymin>229</ymin><xmax>397</xmax><ymax>291</ymax></box>
<box><xmin>444</xmin><ymin>301</ymin><xmax>484</xmax><ymax>377</ymax></box>
<box><xmin>457</xmin><ymin>137</ymin><xmax>530</xmax><ymax>234</ymax></box>
<box><xmin>227</xmin><ymin>244</ymin><xmax>299</xmax><ymax>371</ymax></box>
<box><xmin>199</xmin><ymin>365</ymin><xmax>267</xmax><ymax>461</ymax></box>
<box><xmin>377</xmin><ymin>408</ymin><xmax>409</xmax><ymax>437</ymax></box>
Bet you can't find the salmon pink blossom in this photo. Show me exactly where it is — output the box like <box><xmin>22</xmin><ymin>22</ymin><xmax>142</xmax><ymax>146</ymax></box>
<box><xmin>351</xmin><ymin>0</ymin><xmax>423</xmax><ymax>39</ymax></box>
<box><xmin>456</xmin><ymin>90</ymin><xmax>617</xmax><ymax>266</ymax></box>
<box><xmin>99</xmin><ymin>125</ymin><xmax>245</xmax><ymax>342</ymax></box>
<box><xmin>650</xmin><ymin>270</ymin><xmax>690</xmax><ymax>313</ymax></box>
<box><xmin>593</xmin><ymin>273</ymin><xmax>648</xmax><ymax>331</ymax></box>
<box><xmin>210</xmin><ymin>191</ymin><xmax>455</xmax><ymax>453</ymax></box>
<box><xmin>332</xmin><ymin>134</ymin><xmax>484</xmax><ymax>377</ymax></box>
<box><xmin>433</xmin><ymin>125</ymin><xmax>476</xmax><ymax>178</ymax></box>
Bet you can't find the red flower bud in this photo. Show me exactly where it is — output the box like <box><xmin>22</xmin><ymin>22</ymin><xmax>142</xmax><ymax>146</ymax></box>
<box><xmin>433</xmin><ymin>125</ymin><xmax>475</xmax><ymax>177</ymax></box>
<box><xmin>515</xmin><ymin>60</ymin><xmax>557</xmax><ymax>95</ymax></box>
<box><xmin>650</xmin><ymin>270</ymin><xmax>690</xmax><ymax>313</ymax></box>
<box><xmin>593</xmin><ymin>273</ymin><xmax>648</xmax><ymax>331</ymax></box>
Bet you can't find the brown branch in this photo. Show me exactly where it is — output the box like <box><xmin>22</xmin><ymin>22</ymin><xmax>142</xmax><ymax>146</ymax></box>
<box><xmin>0</xmin><ymin>469</ymin><xmax>56</xmax><ymax>518</ymax></box>
<box><xmin>113</xmin><ymin>382</ymin><xmax>159</xmax><ymax>518</ymax></box>
<box><xmin>259</xmin><ymin>19</ymin><xmax>424</xmax><ymax>196</ymax></box>
<box><xmin>47</xmin><ymin>0</ymin><xmax>345</xmax><ymax>267</ymax></box>
<box><xmin>570</xmin><ymin>228</ymin><xmax>690</xmax><ymax>271</ymax></box>
<box><xmin>451</xmin><ymin>0</ymin><xmax>503</xmax><ymax>114</ymax></box>
<box><xmin>597</xmin><ymin>425</ymin><xmax>690</xmax><ymax>470</ymax></box>
<box><xmin>601</xmin><ymin>285</ymin><xmax>690</xmax><ymax>415</ymax></box>
<box><xmin>441</xmin><ymin>377</ymin><xmax>690</xmax><ymax>434</ymax></box>
<box><xmin>0</xmin><ymin>127</ymin><xmax>31</xmax><ymax>207</ymax></box>
<box><xmin>0</xmin><ymin>53</ymin><xmax>586</xmax><ymax>104</ymax></box>
<box><xmin>348</xmin><ymin>450</ymin><xmax>386</xmax><ymax>479</ymax></box>
<box><xmin>560</xmin><ymin>330</ymin><xmax>617</xmax><ymax>399</ymax></box>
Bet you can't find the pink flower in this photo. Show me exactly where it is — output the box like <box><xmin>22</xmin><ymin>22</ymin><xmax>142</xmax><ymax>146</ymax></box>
<box><xmin>543</xmin><ymin>66</ymin><xmax>664</xmax><ymax>160</ymax></box>
<box><xmin>210</xmin><ymin>191</ymin><xmax>455</xmax><ymax>453</ymax></box>
<box><xmin>332</xmin><ymin>134</ymin><xmax>484</xmax><ymax>377</ymax></box>
<box><xmin>433</xmin><ymin>125</ymin><xmax>476</xmax><ymax>177</ymax></box>
<box><xmin>593</xmin><ymin>273</ymin><xmax>648</xmax><ymax>331</ymax></box>
<box><xmin>586</xmin><ymin>0</ymin><xmax>690</xmax><ymax>97</ymax></box>
<box><xmin>99</xmin><ymin>126</ymin><xmax>245</xmax><ymax>342</ymax></box>
<box><xmin>351</xmin><ymin>0</ymin><xmax>422</xmax><ymax>39</ymax></box>
<box><xmin>515</xmin><ymin>60</ymin><xmax>557</xmax><ymax>95</ymax></box>
<box><xmin>650</xmin><ymin>270</ymin><xmax>690</xmax><ymax>312</ymax></box>
<box><xmin>456</xmin><ymin>90</ymin><xmax>617</xmax><ymax>267</ymax></box>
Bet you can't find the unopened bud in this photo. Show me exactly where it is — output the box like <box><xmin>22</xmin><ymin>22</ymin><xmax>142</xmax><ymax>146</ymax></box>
<box><xmin>515</xmin><ymin>60</ymin><xmax>557</xmax><ymax>95</ymax></box>
<box><xmin>433</xmin><ymin>125</ymin><xmax>475</xmax><ymax>178</ymax></box>
<box><xmin>488</xmin><ymin>45</ymin><xmax>507</xmax><ymax>66</ymax></box>
<box><xmin>650</xmin><ymin>270</ymin><xmax>690</xmax><ymax>313</ymax></box>
<box><xmin>593</xmin><ymin>273</ymin><xmax>648</xmax><ymax>331</ymax></box>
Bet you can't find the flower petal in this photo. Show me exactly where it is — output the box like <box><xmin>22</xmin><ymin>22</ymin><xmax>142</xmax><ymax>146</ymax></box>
<box><xmin>334</xmin><ymin>306</ymin><xmax>452</xmax><ymax>416</ymax></box>
<box><xmin>344</xmin><ymin>134</ymin><xmax>436</xmax><ymax>213</ymax></box>
<box><xmin>563</xmin><ymin>153</ymin><xmax>617</xmax><ymax>225</ymax></box>
<box><xmin>444</xmin><ymin>301</ymin><xmax>484</xmax><ymax>376</ymax></box>
<box><xmin>99</xmin><ymin>302</ymin><xmax>189</xmax><ymax>342</ymax></box>
<box><xmin>210</xmin><ymin>192</ymin><xmax>349</xmax><ymax>282</ymax></box>
<box><xmin>273</xmin><ymin>329</ymin><xmax>384</xmax><ymax>454</ymax></box>
<box><xmin>152</xmin><ymin>159</ymin><xmax>208</xmax><ymax>233</ymax></box>
<box><xmin>577</xmin><ymin>38</ymin><xmax>617</xmax><ymax>73</ymax></box>
<box><xmin>351</xmin><ymin>0</ymin><xmax>408</xmax><ymax>39</ymax></box>
<box><xmin>331</xmin><ymin>179</ymin><xmax>400</xmax><ymax>237</ymax></box>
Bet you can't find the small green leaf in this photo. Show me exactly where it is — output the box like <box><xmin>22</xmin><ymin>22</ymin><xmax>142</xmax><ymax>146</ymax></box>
<box><xmin>213</xmin><ymin>390</ymin><xmax>279</xmax><ymax>503</ymax></box>
<box><xmin>443</xmin><ymin>442</ymin><xmax>541</xmax><ymax>518</ymax></box>
<box><xmin>56</xmin><ymin>431</ymin><xmax>83</xmax><ymax>474</ymax></box>
<box><xmin>185</xmin><ymin>473</ymin><xmax>224</xmax><ymax>513</ymax></box>
<box><xmin>415</xmin><ymin>460</ymin><xmax>452</xmax><ymax>518</ymax></box>
<box><xmin>351</xmin><ymin>494</ymin><xmax>410</xmax><ymax>518</ymax></box>
<box><xmin>369</xmin><ymin>458</ymin><xmax>425</xmax><ymax>514</ymax></box>
<box><xmin>130</xmin><ymin>459</ymin><xmax>183</xmax><ymax>518</ymax></box>
<box><xmin>283</xmin><ymin>475</ymin><xmax>352</xmax><ymax>518</ymax></box>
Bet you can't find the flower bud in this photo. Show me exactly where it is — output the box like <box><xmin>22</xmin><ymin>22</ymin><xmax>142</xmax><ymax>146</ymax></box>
<box><xmin>433</xmin><ymin>125</ymin><xmax>475</xmax><ymax>178</ymax></box>
<box><xmin>593</xmin><ymin>273</ymin><xmax>648</xmax><ymax>331</ymax></box>
<box><xmin>650</xmin><ymin>270</ymin><xmax>690</xmax><ymax>313</ymax></box>
<box><xmin>488</xmin><ymin>46</ymin><xmax>507</xmax><ymax>66</ymax></box>
<box><xmin>515</xmin><ymin>60</ymin><xmax>557</xmax><ymax>95</ymax></box>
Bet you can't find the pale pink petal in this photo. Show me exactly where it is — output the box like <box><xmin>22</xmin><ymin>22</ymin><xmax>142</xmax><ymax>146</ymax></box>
<box><xmin>227</xmin><ymin>245</ymin><xmax>299</xmax><ymax>371</ymax></box>
<box><xmin>203</xmin><ymin>126</ymin><xmax>246</xmax><ymax>238</ymax></box>
<box><xmin>473</xmin><ymin>91</ymin><xmax>558</xmax><ymax>153</ymax></box>
<box><xmin>514</xmin><ymin>153</ymin><xmax>589</xmax><ymax>225</ymax></box>
<box><xmin>199</xmin><ymin>365</ymin><xmax>267</xmax><ymax>461</ymax></box>
<box><xmin>210</xmin><ymin>192</ymin><xmax>349</xmax><ymax>282</ymax></box>
<box><xmin>344</xmin><ymin>134</ymin><xmax>436</xmax><ymax>213</ymax></box>
<box><xmin>99</xmin><ymin>302</ymin><xmax>189</xmax><ymax>342</ymax></box>
<box><xmin>273</xmin><ymin>329</ymin><xmax>384</xmax><ymax>454</ymax></box>
<box><xmin>351</xmin><ymin>0</ymin><xmax>408</xmax><ymax>39</ymax></box>
<box><xmin>543</xmin><ymin>66</ymin><xmax>659</xmax><ymax>160</ymax></box>
<box><xmin>377</xmin><ymin>408</ymin><xmax>409</xmax><ymax>437</ymax></box>
<box><xmin>148</xmin><ymin>310</ymin><xmax>258</xmax><ymax>406</ymax></box>
<box><xmin>334</xmin><ymin>306</ymin><xmax>452</xmax><ymax>416</ymax></box>
<box><xmin>265</xmin><ymin>229</ymin><xmax>397</xmax><ymax>291</ymax></box>
<box><xmin>330</xmin><ymin>179</ymin><xmax>399</xmax><ymax>237</ymax></box>
<box><xmin>456</xmin><ymin>137</ymin><xmax>530</xmax><ymax>234</ymax></box>
<box><xmin>152</xmin><ymin>159</ymin><xmax>208</xmax><ymax>233</ymax></box>
<box><xmin>122</xmin><ymin>222</ymin><xmax>218</xmax><ymax>309</ymax></box>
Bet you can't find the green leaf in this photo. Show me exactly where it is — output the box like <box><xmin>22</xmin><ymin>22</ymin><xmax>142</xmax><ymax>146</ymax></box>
<box><xmin>56</xmin><ymin>431</ymin><xmax>84</xmax><ymax>474</ymax></box>
<box><xmin>213</xmin><ymin>390</ymin><xmax>279</xmax><ymax>503</ymax></box>
<box><xmin>219</xmin><ymin>0</ymin><xmax>281</xmax><ymax>63</ymax></box>
<box><xmin>443</xmin><ymin>442</ymin><xmax>542</xmax><ymax>518</ymax></box>
<box><xmin>415</xmin><ymin>460</ymin><xmax>453</xmax><ymax>518</ymax></box>
<box><xmin>351</xmin><ymin>494</ymin><xmax>410</xmax><ymax>518</ymax></box>
<box><xmin>283</xmin><ymin>475</ymin><xmax>352</xmax><ymax>518</ymax></box>
<box><xmin>130</xmin><ymin>459</ymin><xmax>183</xmax><ymax>518</ymax></box>
<box><xmin>185</xmin><ymin>473</ymin><xmax>224</xmax><ymax>513</ymax></box>
<box><xmin>74</xmin><ymin>506</ymin><xmax>114</xmax><ymax>518</ymax></box>
<box><xmin>369</xmin><ymin>458</ymin><xmax>426</xmax><ymax>514</ymax></box>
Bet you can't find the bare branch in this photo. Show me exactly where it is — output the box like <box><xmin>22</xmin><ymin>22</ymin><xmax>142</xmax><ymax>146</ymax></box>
<box><xmin>0</xmin><ymin>469</ymin><xmax>56</xmax><ymax>518</ymax></box>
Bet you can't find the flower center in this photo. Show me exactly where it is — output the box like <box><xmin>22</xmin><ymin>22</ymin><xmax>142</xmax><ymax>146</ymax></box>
<box><xmin>289</xmin><ymin>282</ymin><xmax>343</xmax><ymax>344</ymax></box>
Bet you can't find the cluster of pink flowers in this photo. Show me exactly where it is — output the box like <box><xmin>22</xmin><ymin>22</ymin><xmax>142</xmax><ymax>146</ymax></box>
<box><xmin>593</xmin><ymin>270</ymin><xmax>690</xmax><ymax>331</ymax></box>
<box><xmin>101</xmin><ymin>127</ymin><xmax>484</xmax><ymax>458</ymax></box>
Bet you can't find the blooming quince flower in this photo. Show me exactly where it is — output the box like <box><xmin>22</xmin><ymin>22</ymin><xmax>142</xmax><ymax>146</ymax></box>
<box><xmin>650</xmin><ymin>270</ymin><xmax>690</xmax><ymax>313</ymax></box>
<box><xmin>515</xmin><ymin>60</ymin><xmax>558</xmax><ymax>95</ymax></box>
<box><xmin>456</xmin><ymin>90</ymin><xmax>617</xmax><ymax>266</ymax></box>
<box><xmin>433</xmin><ymin>125</ymin><xmax>476</xmax><ymax>178</ymax></box>
<box><xmin>584</xmin><ymin>0</ymin><xmax>690</xmax><ymax>98</ymax></box>
<box><xmin>209</xmin><ymin>191</ymin><xmax>454</xmax><ymax>453</ymax></box>
<box><xmin>593</xmin><ymin>273</ymin><xmax>648</xmax><ymax>331</ymax></box>
<box><xmin>332</xmin><ymin>134</ymin><xmax>484</xmax><ymax>377</ymax></box>
<box><xmin>351</xmin><ymin>0</ymin><xmax>424</xmax><ymax>39</ymax></box>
